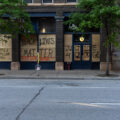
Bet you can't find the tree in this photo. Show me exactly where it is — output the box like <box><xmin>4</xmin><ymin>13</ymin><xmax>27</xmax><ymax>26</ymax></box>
<box><xmin>0</xmin><ymin>0</ymin><xmax>34</xmax><ymax>37</ymax></box>
<box><xmin>66</xmin><ymin>0</ymin><xmax>120</xmax><ymax>76</ymax></box>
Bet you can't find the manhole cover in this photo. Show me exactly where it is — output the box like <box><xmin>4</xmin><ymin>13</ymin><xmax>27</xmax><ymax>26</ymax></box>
<box><xmin>0</xmin><ymin>73</ymin><xmax>5</xmax><ymax>76</ymax></box>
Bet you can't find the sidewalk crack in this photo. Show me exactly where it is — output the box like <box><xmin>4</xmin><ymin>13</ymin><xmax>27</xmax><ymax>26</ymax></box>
<box><xmin>16</xmin><ymin>87</ymin><xmax>45</xmax><ymax>120</ymax></box>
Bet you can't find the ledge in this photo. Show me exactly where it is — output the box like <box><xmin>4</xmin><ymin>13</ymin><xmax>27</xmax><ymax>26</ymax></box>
<box><xmin>27</xmin><ymin>3</ymin><xmax>77</xmax><ymax>6</ymax></box>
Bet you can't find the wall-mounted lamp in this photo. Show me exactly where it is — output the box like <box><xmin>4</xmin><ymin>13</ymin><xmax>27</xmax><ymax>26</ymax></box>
<box><xmin>80</xmin><ymin>37</ymin><xmax>84</xmax><ymax>42</ymax></box>
<box><xmin>42</xmin><ymin>28</ymin><xmax>46</xmax><ymax>33</ymax></box>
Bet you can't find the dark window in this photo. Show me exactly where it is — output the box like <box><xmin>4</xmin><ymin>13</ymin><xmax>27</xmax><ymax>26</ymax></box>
<box><xmin>67</xmin><ymin>0</ymin><xmax>76</xmax><ymax>2</ymax></box>
<box><xmin>43</xmin><ymin>0</ymin><xmax>52</xmax><ymax>3</ymax></box>
<box><xmin>24</xmin><ymin>0</ymin><xmax>32</xmax><ymax>3</ymax></box>
<box><xmin>39</xmin><ymin>18</ymin><xmax>56</xmax><ymax>33</ymax></box>
<box><xmin>74</xmin><ymin>34</ymin><xmax>90</xmax><ymax>43</ymax></box>
<box><xmin>64</xmin><ymin>17</ymin><xmax>74</xmax><ymax>32</ymax></box>
<box><xmin>64</xmin><ymin>17</ymin><xmax>100</xmax><ymax>32</ymax></box>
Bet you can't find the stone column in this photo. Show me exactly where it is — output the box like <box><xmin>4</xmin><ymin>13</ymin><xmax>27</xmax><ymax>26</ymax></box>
<box><xmin>55</xmin><ymin>15</ymin><xmax>64</xmax><ymax>70</ymax></box>
<box><xmin>11</xmin><ymin>35</ymin><xmax>20</xmax><ymax>70</ymax></box>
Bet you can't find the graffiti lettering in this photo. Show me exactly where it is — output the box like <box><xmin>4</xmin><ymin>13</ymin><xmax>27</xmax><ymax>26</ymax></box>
<box><xmin>21</xmin><ymin>35</ymin><xmax>37</xmax><ymax>61</ymax></box>
<box><xmin>0</xmin><ymin>34</ymin><xmax>12</xmax><ymax>61</ymax></box>
<box><xmin>39</xmin><ymin>38</ymin><xmax>55</xmax><ymax>46</ymax></box>
<box><xmin>64</xmin><ymin>46</ymin><xmax>72</xmax><ymax>59</ymax></box>
<box><xmin>39</xmin><ymin>35</ymin><xmax>56</xmax><ymax>61</ymax></box>
<box><xmin>40</xmin><ymin>38</ymin><xmax>55</xmax><ymax>45</ymax></box>
<box><xmin>92</xmin><ymin>34</ymin><xmax>100</xmax><ymax>62</ymax></box>
<box><xmin>39</xmin><ymin>48</ymin><xmax>54</xmax><ymax>58</ymax></box>
<box><xmin>0</xmin><ymin>48</ymin><xmax>10</xmax><ymax>57</ymax></box>
<box><xmin>92</xmin><ymin>45</ymin><xmax>100</xmax><ymax>59</ymax></box>
<box><xmin>0</xmin><ymin>48</ymin><xmax>11</xmax><ymax>60</ymax></box>
<box><xmin>0</xmin><ymin>39</ymin><xmax>8</xmax><ymax>46</ymax></box>
<box><xmin>24</xmin><ymin>48</ymin><xmax>36</xmax><ymax>57</ymax></box>
<box><xmin>21</xmin><ymin>39</ymin><xmax>36</xmax><ymax>46</ymax></box>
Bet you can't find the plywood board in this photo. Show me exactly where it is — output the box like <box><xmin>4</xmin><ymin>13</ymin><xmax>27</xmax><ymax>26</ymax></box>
<box><xmin>74</xmin><ymin>45</ymin><xmax>80</xmax><ymax>61</ymax></box>
<box><xmin>64</xmin><ymin>34</ymin><xmax>72</xmax><ymax>62</ymax></box>
<box><xmin>83</xmin><ymin>45</ymin><xmax>90</xmax><ymax>61</ymax></box>
<box><xmin>39</xmin><ymin>34</ymin><xmax>56</xmax><ymax>61</ymax></box>
<box><xmin>21</xmin><ymin>35</ymin><xmax>37</xmax><ymax>61</ymax></box>
<box><xmin>0</xmin><ymin>34</ymin><xmax>12</xmax><ymax>61</ymax></box>
<box><xmin>92</xmin><ymin>34</ymin><xmax>100</xmax><ymax>62</ymax></box>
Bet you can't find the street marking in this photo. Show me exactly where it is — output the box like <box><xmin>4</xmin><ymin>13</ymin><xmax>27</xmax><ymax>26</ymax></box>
<box><xmin>92</xmin><ymin>103</ymin><xmax>120</xmax><ymax>105</ymax></box>
<box><xmin>70</xmin><ymin>102</ymin><xmax>105</xmax><ymax>108</ymax></box>
<box><xmin>60</xmin><ymin>86</ymin><xmax>120</xmax><ymax>89</ymax></box>
<box><xmin>56</xmin><ymin>101</ymin><xmax>106</xmax><ymax>108</ymax></box>
<box><xmin>55</xmin><ymin>101</ymin><xmax>120</xmax><ymax>108</ymax></box>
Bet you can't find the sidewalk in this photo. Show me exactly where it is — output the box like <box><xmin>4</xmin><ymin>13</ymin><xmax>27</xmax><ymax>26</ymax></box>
<box><xmin>0</xmin><ymin>70</ymin><xmax>120</xmax><ymax>80</ymax></box>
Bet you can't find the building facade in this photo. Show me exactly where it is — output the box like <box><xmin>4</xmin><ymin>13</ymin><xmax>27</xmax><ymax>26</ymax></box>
<box><xmin>0</xmin><ymin>0</ymin><xmax>120</xmax><ymax>70</ymax></box>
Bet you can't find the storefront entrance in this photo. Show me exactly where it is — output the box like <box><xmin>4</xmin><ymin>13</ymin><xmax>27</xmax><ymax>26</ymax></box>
<box><xmin>20</xmin><ymin>17</ymin><xmax>56</xmax><ymax>70</ymax></box>
<box><xmin>71</xmin><ymin>34</ymin><xmax>91</xmax><ymax>69</ymax></box>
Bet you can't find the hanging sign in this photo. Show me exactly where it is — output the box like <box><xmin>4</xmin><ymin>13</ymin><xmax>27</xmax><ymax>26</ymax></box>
<box><xmin>92</xmin><ymin>34</ymin><xmax>100</xmax><ymax>62</ymax></box>
<box><xmin>64</xmin><ymin>34</ymin><xmax>72</xmax><ymax>62</ymax></box>
<box><xmin>0</xmin><ymin>34</ymin><xmax>12</xmax><ymax>61</ymax></box>
<box><xmin>39</xmin><ymin>34</ymin><xmax>56</xmax><ymax>61</ymax></box>
<box><xmin>20</xmin><ymin>35</ymin><xmax>37</xmax><ymax>61</ymax></box>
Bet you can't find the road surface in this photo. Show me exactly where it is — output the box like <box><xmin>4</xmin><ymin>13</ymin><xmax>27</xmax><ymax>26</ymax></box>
<box><xmin>0</xmin><ymin>79</ymin><xmax>120</xmax><ymax>120</ymax></box>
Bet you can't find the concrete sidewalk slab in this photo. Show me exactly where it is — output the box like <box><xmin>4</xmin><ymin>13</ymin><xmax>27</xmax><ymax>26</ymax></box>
<box><xmin>0</xmin><ymin>70</ymin><xmax>119</xmax><ymax>80</ymax></box>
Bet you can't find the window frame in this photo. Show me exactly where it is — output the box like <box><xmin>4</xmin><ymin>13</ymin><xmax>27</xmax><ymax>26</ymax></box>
<box><xmin>24</xmin><ymin>0</ymin><xmax>34</xmax><ymax>3</ymax></box>
<box><xmin>42</xmin><ymin>0</ymin><xmax>54</xmax><ymax>4</ymax></box>
<box><xmin>66</xmin><ymin>0</ymin><xmax>77</xmax><ymax>3</ymax></box>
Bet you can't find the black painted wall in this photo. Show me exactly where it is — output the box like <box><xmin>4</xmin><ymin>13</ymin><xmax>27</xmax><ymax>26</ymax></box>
<box><xmin>12</xmin><ymin>35</ymin><xmax>20</xmax><ymax>62</ymax></box>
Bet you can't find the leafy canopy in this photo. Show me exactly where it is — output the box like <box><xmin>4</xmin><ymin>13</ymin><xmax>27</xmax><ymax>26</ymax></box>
<box><xmin>66</xmin><ymin>0</ymin><xmax>120</xmax><ymax>47</ymax></box>
<box><xmin>0</xmin><ymin>0</ymin><xmax>34</xmax><ymax>37</ymax></box>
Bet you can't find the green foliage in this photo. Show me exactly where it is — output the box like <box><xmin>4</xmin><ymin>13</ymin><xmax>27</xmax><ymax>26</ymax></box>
<box><xmin>66</xmin><ymin>0</ymin><xmax>120</xmax><ymax>48</ymax></box>
<box><xmin>0</xmin><ymin>0</ymin><xmax>34</xmax><ymax>37</ymax></box>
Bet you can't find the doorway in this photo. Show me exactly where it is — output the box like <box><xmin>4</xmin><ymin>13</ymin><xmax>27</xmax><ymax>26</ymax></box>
<box><xmin>72</xmin><ymin>34</ymin><xmax>92</xmax><ymax>69</ymax></box>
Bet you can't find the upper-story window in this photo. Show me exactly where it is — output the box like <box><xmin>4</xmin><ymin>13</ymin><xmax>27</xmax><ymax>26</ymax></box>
<box><xmin>42</xmin><ymin>0</ymin><xmax>53</xmax><ymax>3</ymax></box>
<box><xmin>24</xmin><ymin>0</ymin><xmax>33</xmax><ymax>3</ymax></box>
<box><xmin>67</xmin><ymin>0</ymin><xmax>77</xmax><ymax>2</ymax></box>
<box><xmin>39</xmin><ymin>18</ymin><xmax>56</xmax><ymax>33</ymax></box>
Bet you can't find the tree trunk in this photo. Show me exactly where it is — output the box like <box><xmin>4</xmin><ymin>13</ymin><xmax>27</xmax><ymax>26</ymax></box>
<box><xmin>105</xmin><ymin>21</ymin><xmax>111</xmax><ymax>76</ymax></box>
<box><xmin>106</xmin><ymin>44</ymin><xmax>110</xmax><ymax>76</ymax></box>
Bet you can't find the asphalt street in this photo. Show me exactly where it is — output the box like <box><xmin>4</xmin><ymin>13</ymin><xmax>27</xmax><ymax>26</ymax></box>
<box><xmin>0</xmin><ymin>79</ymin><xmax>120</xmax><ymax>120</ymax></box>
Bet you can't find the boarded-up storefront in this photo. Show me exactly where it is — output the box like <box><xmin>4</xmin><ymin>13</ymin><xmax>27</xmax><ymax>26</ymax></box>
<box><xmin>39</xmin><ymin>34</ymin><xmax>56</xmax><ymax>61</ymax></box>
<box><xmin>20</xmin><ymin>33</ymin><xmax>100</xmax><ymax>70</ymax></box>
<box><xmin>64</xmin><ymin>34</ymin><xmax>72</xmax><ymax>62</ymax></box>
<box><xmin>0</xmin><ymin>34</ymin><xmax>12</xmax><ymax>69</ymax></box>
<box><xmin>92</xmin><ymin>34</ymin><xmax>100</xmax><ymax>62</ymax></box>
<box><xmin>67</xmin><ymin>33</ymin><xmax>100</xmax><ymax>70</ymax></box>
<box><xmin>20</xmin><ymin>35</ymin><xmax>37</xmax><ymax>61</ymax></box>
<box><xmin>0</xmin><ymin>34</ymin><xmax>12</xmax><ymax>61</ymax></box>
<box><xmin>64</xmin><ymin>34</ymin><xmax>72</xmax><ymax>70</ymax></box>
<box><xmin>20</xmin><ymin>34</ymin><xmax>56</xmax><ymax>69</ymax></box>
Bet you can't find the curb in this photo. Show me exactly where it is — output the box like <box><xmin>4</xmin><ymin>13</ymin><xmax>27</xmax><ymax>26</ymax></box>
<box><xmin>0</xmin><ymin>75</ymin><xmax>120</xmax><ymax>80</ymax></box>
